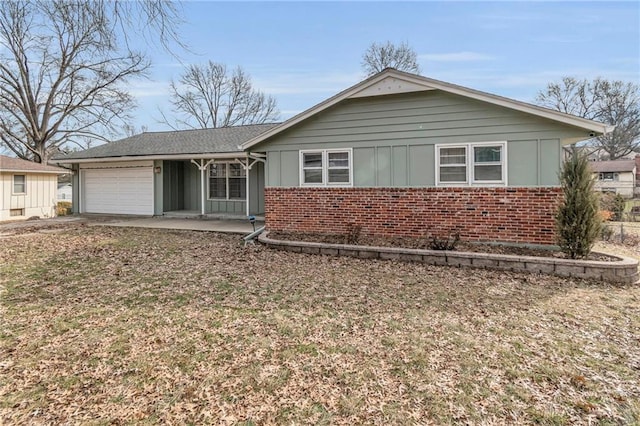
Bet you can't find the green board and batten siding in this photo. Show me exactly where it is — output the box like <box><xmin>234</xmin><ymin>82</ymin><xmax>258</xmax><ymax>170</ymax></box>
<box><xmin>260</xmin><ymin>90</ymin><xmax>591</xmax><ymax>187</ymax></box>
<box><xmin>156</xmin><ymin>160</ymin><xmax>265</xmax><ymax>216</ymax></box>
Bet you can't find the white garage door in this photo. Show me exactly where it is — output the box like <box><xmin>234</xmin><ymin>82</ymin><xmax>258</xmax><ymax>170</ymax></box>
<box><xmin>82</xmin><ymin>167</ymin><xmax>154</xmax><ymax>215</ymax></box>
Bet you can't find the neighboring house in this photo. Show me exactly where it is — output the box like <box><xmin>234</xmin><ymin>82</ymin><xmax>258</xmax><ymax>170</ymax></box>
<box><xmin>589</xmin><ymin>159</ymin><xmax>637</xmax><ymax>198</ymax></box>
<box><xmin>636</xmin><ymin>155</ymin><xmax>640</xmax><ymax>197</ymax></box>
<box><xmin>54</xmin><ymin>69</ymin><xmax>611</xmax><ymax>246</ymax></box>
<box><xmin>57</xmin><ymin>183</ymin><xmax>73</xmax><ymax>201</ymax></box>
<box><xmin>0</xmin><ymin>155</ymin><xmax>68</xmax><ymax>221</ymax></box>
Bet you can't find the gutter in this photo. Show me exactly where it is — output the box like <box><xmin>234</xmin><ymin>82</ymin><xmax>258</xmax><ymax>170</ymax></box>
<box><xmin>0</xmin><ymin>169</ymin><xmax>67</xmax><ymax>174</ymax></box>
<box><xmin>52</xmin><ymin>151</ymin><xmax>248</xmax><ymax>164</ymax></box>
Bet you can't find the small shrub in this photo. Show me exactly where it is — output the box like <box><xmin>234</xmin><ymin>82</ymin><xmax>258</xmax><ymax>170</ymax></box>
<box><xmin>344</xmin><ymin>224</ymin><xmax>362</xmax><ymax>245</ymax></box>
<box><xmin>56</xmin><ymin>201</ymin><xmax>72</xmax><ymax>216</ymax></box>
<box><xmin>599</xmin><ymin>193</ymin><xmax>625</xmax><ymax>221</ymax></box>
<box><xmin>600</xmin><ymin>225</ymin><xmax>614</xmax><ymax>241</ymax></box>
<box><xmin>556</xmin><ymin>147</ymin><xmax>601</xmax><ymax>259</ymax></box>
<box><xmin>599</xmin><ymin>210</ymin><xmax>613</xmax><ymax>221</ymax></box>
<box><xmin>426</xmin><ymin>232</ymin><xmax>460</xmax><ymax>251</ymax></box>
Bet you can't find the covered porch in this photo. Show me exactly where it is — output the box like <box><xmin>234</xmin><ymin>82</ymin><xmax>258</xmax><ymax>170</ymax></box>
<box><xmin>155</xmin><ymin>153</ymin><xmax>265</xmax><ymax>218</ymax></box>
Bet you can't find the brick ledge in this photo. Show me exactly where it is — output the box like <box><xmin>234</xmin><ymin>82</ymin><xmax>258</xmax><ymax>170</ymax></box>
<box><xmin>258</xmin><ymin>232</ymin><xmax>639</xmax><ymax>284</ymax></box>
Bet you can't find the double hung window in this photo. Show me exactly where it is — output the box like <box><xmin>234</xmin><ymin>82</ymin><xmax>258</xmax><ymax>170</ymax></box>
<box><xmin>209</xmin><ymin>163</ymin><xmax>246</xmax><ymax>199</ymax></box>
<box><xmin>436</xmin><ymin>142</ymin><xmax>506</xmax><ymax>185</ymax></box>
<box><xmin>13</xmin><ymin>175</ymin><xmax>26</xmax><ymax>194</ymax></box>
<box><xmin>300</xmin><ymin>149</ymin><xmax>352</xmax><ymax>186</ymax></box>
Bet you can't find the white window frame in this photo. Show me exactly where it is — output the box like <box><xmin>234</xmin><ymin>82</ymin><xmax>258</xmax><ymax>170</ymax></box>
<box><xmin>12</xmin><ymin>174</ymin><xmax>26</xmax><ymax>194</ymax></box>
<box><xmin>599</xmin><ymin>172</ymin><xmax>618</xmax><ymax>182</ymax></box>
<box><xmin>299</xmin><ymin>148</ymin><xmax>353</xmax><ymax>187</ymax></box>
<box><xmin>207</xmin><ymin>162</ymin><xmax>247</xmax><ymax>200</ymax></box>
<box><xmin>436</xmin><ymin>145</ymin><xmax>468</xmax><ymax>185</ymax></box>
<box><xmin>436</xmin><ymin>142</ymin><xmax>507</xmax><ymax>186</ymax></box>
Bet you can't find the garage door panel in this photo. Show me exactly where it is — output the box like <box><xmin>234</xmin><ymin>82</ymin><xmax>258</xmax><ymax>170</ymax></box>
<box><xmin>83</xmin><ymin>168</ymin><xmax>153</xmax><ymax>215</ymax></box>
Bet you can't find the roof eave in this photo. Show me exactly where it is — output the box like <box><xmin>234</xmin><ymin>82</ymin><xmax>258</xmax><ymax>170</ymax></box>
<box><xmin>0</xmin><ymin>168</ymin><xmax>67</xmax><ymax>174</ymax></box>
<box><xmin>53</xmin><ymin>152</ymin><xmax>249</xmax><ymax>164</ymax></box>
<box><xmin>241</xmin><ymin>69</ymin><xmax>613</xmax><ymax>150</ymax></box>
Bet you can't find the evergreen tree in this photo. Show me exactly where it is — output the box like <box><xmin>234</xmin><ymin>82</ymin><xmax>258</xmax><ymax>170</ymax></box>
<box><xmin>556</xmin><ymin>147</ymin><xmax>602</xmax><ymax>258</ymax></box>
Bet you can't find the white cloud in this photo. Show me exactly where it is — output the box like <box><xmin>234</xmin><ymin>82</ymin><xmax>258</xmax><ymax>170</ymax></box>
<box><xmin>419</xmin><ymin>52</ymin><xmax>495</xmax><ymax>62</ymax></box>
<box><xmin>127</xmin><ymin>80</ymin><xmax>170</xmax><ymax>98</ymax></box>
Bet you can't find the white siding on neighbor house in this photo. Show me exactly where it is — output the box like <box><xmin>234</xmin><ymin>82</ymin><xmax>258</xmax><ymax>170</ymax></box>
<box><xmin>0</xmin><ymin>172</ymin><xmax>59</xmax><ymax>221</ymax></box>
<box><xmin>57</xmin><ymin>184</ymin><xmax>73</xmax><ymax>201</ymax></box>
<box><xmin>593</xmin><ymin>171</ymin><xmax>636</xmax><ymax>198</ymax></box>
<box><xmin>80</xmin><ymin>161</ymin><xmax>154</xmax><ymax>215</ymax></box>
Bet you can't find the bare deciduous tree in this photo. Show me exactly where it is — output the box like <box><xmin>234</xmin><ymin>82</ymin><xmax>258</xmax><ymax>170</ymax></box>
<box><xmin>0</xmin><ymin>0</ymin><xmax>182</xmax><ymax>163</ymax></box>
<box><xmin>361</xmin><ymin>41</ymin><xmax>421</xmax><ymax>76</ymax></box>
<box><xmin>536</xmin><ymin>77</ymin><xmax>640</xmax><ymax>160</ymax></box>
<box><xmin>163</xmin><ymin>61</ymin><xmax>279</xmax><ymax>129</ymax></box>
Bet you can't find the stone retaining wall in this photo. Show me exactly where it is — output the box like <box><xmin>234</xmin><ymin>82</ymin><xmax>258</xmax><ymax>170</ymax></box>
<box><xmin>259</xmin><ymin>233</ymin><xmax>639</xmax><ymax>284</ymax></box>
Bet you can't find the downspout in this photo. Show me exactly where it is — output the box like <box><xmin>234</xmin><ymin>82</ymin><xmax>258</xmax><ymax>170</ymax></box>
<box><xmin>243</xmin><ymin>225</ymin><xmax>265</xmax><ymax>246</ymax></box>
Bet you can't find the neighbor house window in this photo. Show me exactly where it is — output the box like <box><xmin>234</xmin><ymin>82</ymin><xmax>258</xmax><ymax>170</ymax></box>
<box><xmin>208</xmin><ymin>163</ymin><xmax>246</xmax><ymax>199</ymax></box>
<box><xmin>300</xmin><ymin>149</ymin><xmax>352</xmax><ymax>186</ymax></box>
<box><xmin>599</xmin><ymin>172</ymin><xmax>618</xmax><ymax>181</ymax></box>
<box><xmin>436</xmin><ymin>142</ymin><xmax>506</xmax><ymax>185</ymax></box>
<box><xmin>13</xmin><ymin>175</ymin><xmax>26</xmax><ymax>194</ymax></box>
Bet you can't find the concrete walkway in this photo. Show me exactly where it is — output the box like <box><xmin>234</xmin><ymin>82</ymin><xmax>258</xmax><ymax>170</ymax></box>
<box><xmin>93</xmin><ymin>217</ymin><xmax>262</xmax><ymax>234</ymax></box>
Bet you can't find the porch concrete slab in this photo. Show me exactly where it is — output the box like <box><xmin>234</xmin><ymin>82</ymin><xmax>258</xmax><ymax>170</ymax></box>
<box><xmin>93</xmin><ymin>217</ymin><xmax>262</xmax><ymax>234</ymax></box>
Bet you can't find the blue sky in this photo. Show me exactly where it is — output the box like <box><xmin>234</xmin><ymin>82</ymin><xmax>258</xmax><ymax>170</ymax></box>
<box><xmin>132</xmin><ymin>1</ymin><xmax>640</xmax><ymax>131</ymax></box>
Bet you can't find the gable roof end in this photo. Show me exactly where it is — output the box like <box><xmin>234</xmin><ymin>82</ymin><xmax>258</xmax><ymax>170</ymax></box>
<box><xmin>241</xmin><ymin>68</ymin><xmax>613</xmax><ymax>150</ymax></box>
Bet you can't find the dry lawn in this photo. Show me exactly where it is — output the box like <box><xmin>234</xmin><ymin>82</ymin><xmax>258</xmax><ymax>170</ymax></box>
<box><xmin>1</xmin><ymin>225</ymin><xmax>639</xmax><ymax>425</ymax></box>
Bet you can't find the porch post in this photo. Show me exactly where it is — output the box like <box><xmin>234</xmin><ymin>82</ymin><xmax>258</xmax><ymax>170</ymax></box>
<box><xmin>245</xmin><ymin>154</ymin><xmax>250</xmax><ymax>216</ymax></box>
<box><xmin>237</xmin><ymin>153</ymin><xmax>266</xmax><ymax>217</ymax></box>
<box><xmin>200</xmin><ymin>165</ymin><xmax>206</xmax><ymax>216</ymax></box>
<box><xmin>191</xmin><ymin>159</ymin><xmax>215</xmax><ymax>216</ymax></box>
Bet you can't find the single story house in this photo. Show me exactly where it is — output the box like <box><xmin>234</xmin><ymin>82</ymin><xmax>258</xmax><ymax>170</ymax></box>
<box><xmin>54</xmin><ymin>69</ymin><xmax>611</xmax><ymax>246</ymax></box>
<box><xmin>636</xmin><ymin>155</ymin><xmax>640</xmax><ymax>197</ymax></box>
<box><xmin>57</xmin><ymin>182</ymin><xmax>73</xmax><ymax>202</ymax></box>
<box><xmin>590</xmin><ymin>159</ymin><xmax>637</xmax><ymax>198</ymax></box>
<box><xmin>0</xmin><ymin>155</ymin><xmax>67</xmax><ymax>221</ymax></box>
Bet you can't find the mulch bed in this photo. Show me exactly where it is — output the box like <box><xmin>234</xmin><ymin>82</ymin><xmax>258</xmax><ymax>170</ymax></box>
<box><xmin>269</xmin><ymin>231</ymin><xmax>618</xmax><ymax>262</ymax></box>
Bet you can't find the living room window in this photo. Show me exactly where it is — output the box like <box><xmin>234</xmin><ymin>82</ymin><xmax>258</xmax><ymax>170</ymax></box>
<box><xmin>436</xmin><ymin>142</ymin><xmax>506</xmax><ymax>185</ymax></box>
<box><xmin>13</xmin><ymin>174</ymin><xmax>26</xmax><ymax>194</ymax></box>
<box><xmin>300</xmin><ymin>149</ymin><xmax>352</xmax><ymax>186</ymax></box>
<box><xmin>208</xmin><ymin>163</ymin><xmax>246</xmax><ymax>200</ymax></box>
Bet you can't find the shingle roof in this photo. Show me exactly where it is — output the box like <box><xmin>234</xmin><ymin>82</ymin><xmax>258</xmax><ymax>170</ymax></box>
<box><xmin>54</xmin><ymin>123</ymin><xmax>280</xmax><ymax>161</ymax></box>
<box><xmin>589</xmin><ymin>160</ymin><xmax>636</xmax><ymax>173</ymax></box>
<box><xmin>0</xmin><ymin>155</ymin><xmax>67</xmax><ymax>173</ymax></box>
<box><xmin>241</xmin><ymin>68</ymin><xmax>613</xmax><ymax>150</ymax></box>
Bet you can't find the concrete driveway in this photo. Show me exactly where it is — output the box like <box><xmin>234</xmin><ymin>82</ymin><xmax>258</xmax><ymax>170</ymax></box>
<box><xmin>0</xmin><ymin>215</ymin><xmax>262</xmax><ymax>236</ymax></box>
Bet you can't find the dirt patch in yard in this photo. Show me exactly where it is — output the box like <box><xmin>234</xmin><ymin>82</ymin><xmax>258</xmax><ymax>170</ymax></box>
<box><xmin>1</xmin><ymin>226</ymin><xmax>639</xmax><ymax>424</ymax></box>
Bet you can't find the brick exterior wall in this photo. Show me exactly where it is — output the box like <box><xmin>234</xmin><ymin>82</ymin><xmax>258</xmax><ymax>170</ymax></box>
<box><xmin>264</xmin><ymin>187</ymin><xmax>564</xmax><ymax>245</ymax></box>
